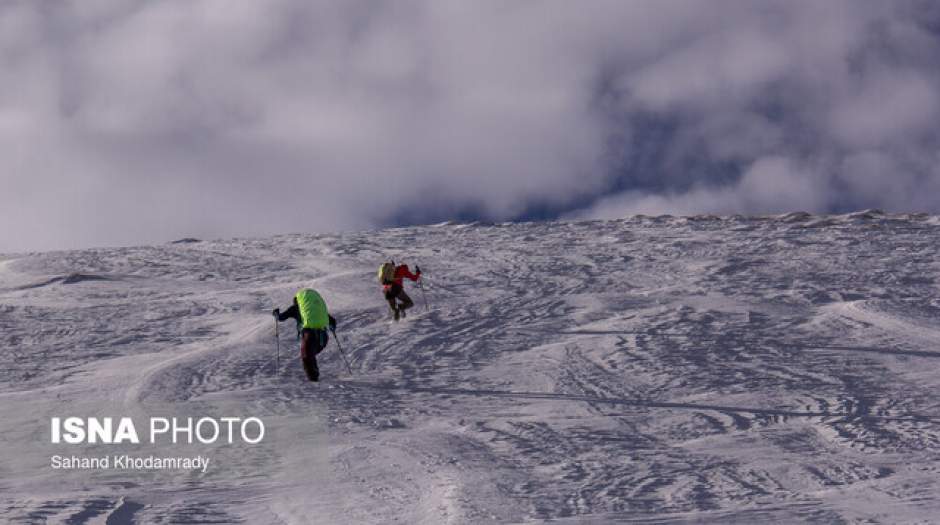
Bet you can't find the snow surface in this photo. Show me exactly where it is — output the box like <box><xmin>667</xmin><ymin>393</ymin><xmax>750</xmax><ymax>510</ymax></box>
<box><xmin>3</xmin><ymin>212</ymin><xmax>940</xmax><ymax>523</ymax></box>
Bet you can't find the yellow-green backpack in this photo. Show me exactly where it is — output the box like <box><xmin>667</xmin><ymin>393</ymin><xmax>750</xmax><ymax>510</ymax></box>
<box><xmin>378</xmin><ymin>262</ymin><xmax>395</xmax><ymax>285</ymax></box>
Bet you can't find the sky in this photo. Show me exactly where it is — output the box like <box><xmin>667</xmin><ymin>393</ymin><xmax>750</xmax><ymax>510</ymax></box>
<box><xmin>3</xmin><ymin>0</ymin><xmax>940</xmax><ymax>252</ymax></box>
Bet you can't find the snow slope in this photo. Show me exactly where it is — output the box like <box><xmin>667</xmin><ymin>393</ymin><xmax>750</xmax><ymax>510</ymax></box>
<box><xmin>2</xmin><ymin>211</ymin><xmax>940</xmax><ymax>523</ymax></box>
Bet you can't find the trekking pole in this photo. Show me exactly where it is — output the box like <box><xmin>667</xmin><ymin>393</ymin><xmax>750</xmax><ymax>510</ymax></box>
<box><xmin>273</xmin><ymin>315</ymin><xmax>280</xmax><ymax>377</ymax></box>
<box><xmin>330</xmin><ymin>327</ymin><xmax>353</xmax><ymax>375</ymax></box>
<box><xmin>418</xmin><ymin>278</ymin><xmax>429</xmax><ymax>312</ymax></box>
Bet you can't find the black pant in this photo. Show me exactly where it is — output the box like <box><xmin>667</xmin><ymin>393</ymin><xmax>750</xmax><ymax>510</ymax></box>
<box><xmin>300</xmin><ymin>329</ymin><xmax>328</xmax><ymax>381</ymax></box>
<box><xmin>384</xmin><ymin>284</ymin><xmax>414</xmax><ymax>312</ymax></box>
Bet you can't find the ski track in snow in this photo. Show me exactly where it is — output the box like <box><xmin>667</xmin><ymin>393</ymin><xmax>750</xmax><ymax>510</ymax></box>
<box><xmin>2</xmin><ymin>212</ymin><xmax>940</xmax><ymax>523</ymax></box>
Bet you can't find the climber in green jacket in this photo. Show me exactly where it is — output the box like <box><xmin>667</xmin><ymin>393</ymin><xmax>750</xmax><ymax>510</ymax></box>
<box><xmin>273</xmin><ymin>288</ymin><xmax>337</xmax><ymax>382</ymax></box>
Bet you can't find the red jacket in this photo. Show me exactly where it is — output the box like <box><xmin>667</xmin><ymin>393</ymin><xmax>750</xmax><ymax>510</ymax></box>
<box><xmin>384</xmin><ymin>265</ymin><xmax>420</xmax><ymax>289</ymax></box>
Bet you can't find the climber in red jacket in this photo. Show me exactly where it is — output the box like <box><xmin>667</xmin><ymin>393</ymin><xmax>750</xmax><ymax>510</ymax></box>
<box><xmin>378</xmin><ymin>261</ymin><xmax>421</xmax><ymax>321</ymax></box>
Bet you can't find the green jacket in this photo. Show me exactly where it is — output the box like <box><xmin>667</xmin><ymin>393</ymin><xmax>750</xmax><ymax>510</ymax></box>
<box><xmin>276</xmin><ymin>289</ymin><xmax>337</xmax><ymax>331</ymax></box>
<box><xmin>295</xmin><ymin>289</ymin><xmax>329</xmax><ymax>329</ymax></box>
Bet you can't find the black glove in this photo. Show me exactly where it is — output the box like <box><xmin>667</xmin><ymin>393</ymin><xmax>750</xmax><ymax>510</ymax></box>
<box><xmin>415</xmin><ymin>265</ymin><xmax>421</xmax><ymax>274</ymax></box>
<box><xmin>329</xmin><ymin>317</ymin><xmax>337</xmax><ymax>331</ymax></box>
<box><xmin>272</xmin><ymin>308</ymin><xmax>280</xmax><ymax>318</ymax></box>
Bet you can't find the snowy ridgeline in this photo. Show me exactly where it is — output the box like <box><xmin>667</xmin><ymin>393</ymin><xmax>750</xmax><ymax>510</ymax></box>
<box><xmin>2</xmin><ymin>211</ymin><xmax>940</xmax><ymax>523</ymax></box>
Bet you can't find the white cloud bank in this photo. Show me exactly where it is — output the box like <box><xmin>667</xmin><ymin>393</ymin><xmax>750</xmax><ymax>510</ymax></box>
<box><xmin>2</xmin><ymin>1</ymin><xmax>940</xmax><ymax>250</ymax></box>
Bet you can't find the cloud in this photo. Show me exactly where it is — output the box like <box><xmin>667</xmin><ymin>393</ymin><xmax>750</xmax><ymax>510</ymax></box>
<box><xmin>571</xmin><ymin>156</ymin><xmax>827</xmax><ymax>218</ymax></box>
<box><xmin>576</xmin><ymin>1</ymin><xmax>940</xmax><ymax>219</ymax></box>
<box><xmin>1</xmin><ymin>1</ymin><xmax>939</xmax><ymax>251</ymax></box>
<box><xmin>828</xmin><ymin>70</ymin><xmax>939</xmax><ymax>148</ymax></box>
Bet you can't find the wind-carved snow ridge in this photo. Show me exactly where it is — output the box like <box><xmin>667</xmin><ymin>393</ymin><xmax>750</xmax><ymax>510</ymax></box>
<box><xmin>2</xmin><ymin>213</ymin><xmax>940</xmax><ymax>523</ymax></box>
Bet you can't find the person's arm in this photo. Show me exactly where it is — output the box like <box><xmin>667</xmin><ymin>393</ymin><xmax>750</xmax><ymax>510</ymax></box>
<box><xmin>401</xmin><ymin>265</ymin><xmax>420</xmax><ymax>282</ymax></box>
<box><xmin>328</xmin><ymin>315</ymin><xmax>337</xmax><ymax>331</ymax></box>
<box><xmin>273</xmin><ymin>304</ymin><xmax>300</xmax><ymax>322</ymax></box>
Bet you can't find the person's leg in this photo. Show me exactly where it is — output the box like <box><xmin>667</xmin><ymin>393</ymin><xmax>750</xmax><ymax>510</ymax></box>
<box><xmin>397</xmin><ymin>289</ymin><xmax>414</xmax><ymax>314</ymax></box>
<box><xmin>387</xmin><ymin>285</ymin><xmax>404</xmax><ymax>320</ymax></box>
<box><xmin>301</xmin><ymin>356</ymin><xmax>319</xmax><ymax>382</ymax></box>
<box><xmin>300</xmin><ymin>330</ymin><xmax>323</xmax><ymax>381</ymax></box>
<box><xmin>384</xmin><ymin>286</ymin><xmax>400</xmax><ymax>320</ymax></box>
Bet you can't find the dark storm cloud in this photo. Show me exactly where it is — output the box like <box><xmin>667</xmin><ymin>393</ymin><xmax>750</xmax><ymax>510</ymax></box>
<box><xmin>1</xmin><ymin>1</ymin><xmax>938</xmax><ymax>251</ymax></box>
